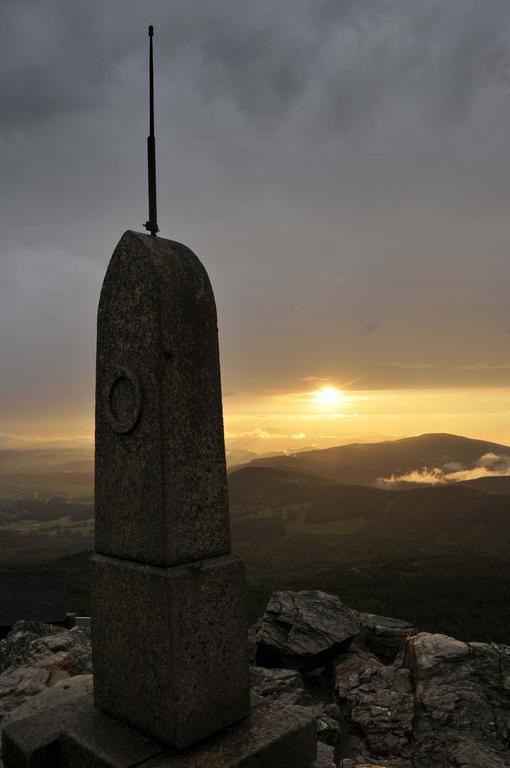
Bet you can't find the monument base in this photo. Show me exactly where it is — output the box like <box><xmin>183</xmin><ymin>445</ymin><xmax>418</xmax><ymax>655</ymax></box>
<box><xmin>92</xmin><ymin>552</ymin><xmax>250</xmax><ymax>748</ymax></box>
<box><xmin>2</xmin><ymin>695</ymin><xmax>317</xmax><ymax>768</ymax></box>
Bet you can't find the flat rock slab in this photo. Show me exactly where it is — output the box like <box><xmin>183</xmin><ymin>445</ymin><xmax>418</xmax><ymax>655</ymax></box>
<box><xmin>2</xmin><ymin>694</ymin><xmax>163</xmax><ymax>768</ymax></box>
<box><xmin>145</xmin><ymin>702</ymin><xmax>316</xmax><ymax>768</ymax></box>
<box><xmin>2</xmin><ymin>696</ymin><xmax>317</xmax><ymax>768</ymax></box>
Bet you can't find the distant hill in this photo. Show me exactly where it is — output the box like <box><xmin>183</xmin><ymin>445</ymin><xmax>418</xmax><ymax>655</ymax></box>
<box><xmin>228</xmin><ymin>460</ymin><xmax>510</xmax><ymax>570</ymax></box>
<box><xmin>0</xmin><ymin>448</ymin><xmax>93</xmax><ymax>474</ymax></box>
<box><xmin>240</xmin><ymin>433</ymin><xmax>510</xmax><ymax>487</ymax></box>
<box><xmin>229</xmin><ymin>466</ymin><xmax>391</xmax><ymax>519</ymax></box>
<box><xmin>456</xmin><ymin>476</ymin><xmax>510</xmax><ymax>495</ymax></box>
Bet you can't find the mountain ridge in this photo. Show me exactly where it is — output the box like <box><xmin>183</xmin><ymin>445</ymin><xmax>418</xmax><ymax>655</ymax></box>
<box><xmin>235</xmin><ymin>432</ymin><xmax>510</xmax><ymax>487</ymax></box>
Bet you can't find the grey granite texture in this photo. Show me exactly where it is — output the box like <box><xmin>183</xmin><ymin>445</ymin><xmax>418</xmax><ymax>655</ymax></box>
<box><xmin>91</xmin><ymin>552</ymin><xmax>250</xmax><ymax>749</ymax></box>
<box><xmin>2</xmin><ymin>695</ymin><xmax>316</xmax><ymax>768</ymax></box>
<box><xmin>2</xmin><ymin>693</ymin><xmax>163</xmax><ymax>768</ymax></box>
<box><xmin>95</xmin><ymin>230</ymin><xmax>230</xmax><ymax>567</ymax></box>
<box><xmin>144</xmin><ymin>702</ymin><xmax>317</xmax><ymax>768</ymax></box>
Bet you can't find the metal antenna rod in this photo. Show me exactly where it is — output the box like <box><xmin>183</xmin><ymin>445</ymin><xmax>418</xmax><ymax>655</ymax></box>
<box><xmin>144</xmin><ymin>25</ymin><xmax>159</xmax><ymax>236</ymax></box>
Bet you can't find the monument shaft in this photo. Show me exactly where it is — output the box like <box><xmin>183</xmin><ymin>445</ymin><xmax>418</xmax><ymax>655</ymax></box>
<box><xmin>95</xmin><ymin>231</ymin><xmax>230</xmax><ymax>566</ymax></box>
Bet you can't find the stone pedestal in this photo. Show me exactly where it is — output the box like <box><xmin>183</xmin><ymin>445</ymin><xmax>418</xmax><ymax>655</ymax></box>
<box><xmin>92</xmin><ymin>553</ymin><xmax>250</xmax><ymax>748</ymax></box>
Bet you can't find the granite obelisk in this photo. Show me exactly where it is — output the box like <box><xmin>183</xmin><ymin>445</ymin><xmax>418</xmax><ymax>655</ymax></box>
<box><xmin>91</xmin><ymin>231</ymin><xmax>251</xmax><ymax>749</ymax></box>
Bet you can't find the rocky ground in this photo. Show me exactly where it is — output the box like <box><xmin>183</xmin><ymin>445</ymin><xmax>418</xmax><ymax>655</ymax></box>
<box><xmin>1</xmin><ymin>590</ymin><xmax>510</xmax><ymax>767</ymax></box>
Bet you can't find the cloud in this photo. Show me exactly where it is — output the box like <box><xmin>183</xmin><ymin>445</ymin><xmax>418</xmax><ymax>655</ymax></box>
<box><xmin>377</xmin><ymin>451</ymin><xmax>510</xmax><ymax>488</ymax></box>
<box><xmin>377</xmin><ymin>467</ymin><xmax>445</xmax><ymax>488</ymax></box>
<box><xmin>3</xmin><ymin>0</ymin><xmax>510</xmax><ymax>434</ymax></box>
<box><xmin>0</xmin><ymin>431</ymin><xmax>92</xmax><ymax>449</ymax></box>
<box><xmin>461</xmin><ymin>363</ymin><xmax>510</xmax><ymax>370</ymax></box>
<box><xmin>384</xmin><ymin>362</ymin><xmax>435</xmax><ymax>370</ymax></box>
<box><xmin>2</xmin><ymin>1</ymin><xmax>510</xmax><ymax>138</ymax></box>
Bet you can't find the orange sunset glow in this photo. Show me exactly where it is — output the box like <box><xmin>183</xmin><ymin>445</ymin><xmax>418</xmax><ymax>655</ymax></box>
<box><xmin>3</xmin><ymin>386</ymin><xmax>510</xmax><ymax>456</ymax></box>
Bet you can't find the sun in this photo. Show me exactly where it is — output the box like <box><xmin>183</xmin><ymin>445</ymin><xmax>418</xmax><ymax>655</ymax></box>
<box><xmin>313</xmin><ymin>386</ymin><xmax>344</xmax><ymax>409</ymax></box>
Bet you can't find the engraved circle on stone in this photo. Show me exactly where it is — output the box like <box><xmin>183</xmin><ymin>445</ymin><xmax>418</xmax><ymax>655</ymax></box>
<box><xmin>106</xmin><ymin>368</ymin><xmax>141</xmax><ymax>434</ymax></box>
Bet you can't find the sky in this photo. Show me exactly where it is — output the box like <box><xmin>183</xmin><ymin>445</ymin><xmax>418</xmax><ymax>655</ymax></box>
<box><xmin>2</xmin><ymin>0</ymin><xmax>510</xmax><ymax>453</ymax></box>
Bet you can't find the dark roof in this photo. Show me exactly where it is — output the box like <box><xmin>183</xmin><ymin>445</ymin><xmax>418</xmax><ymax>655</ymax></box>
<box><xmin>0</xmin><ymin>570</ymin><xmax>66</xmax><ymax>626</ymax></box>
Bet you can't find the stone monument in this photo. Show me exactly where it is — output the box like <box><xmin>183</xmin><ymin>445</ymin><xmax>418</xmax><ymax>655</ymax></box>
<box><xmin>92</xmin><ymin>230</ymin><xmax>250</xmax><ymax>748</ymax></box>
<box><xmin>1</xmin><ymin>26</ymin><xmax>318</xmax><ymax>768</ymax></box>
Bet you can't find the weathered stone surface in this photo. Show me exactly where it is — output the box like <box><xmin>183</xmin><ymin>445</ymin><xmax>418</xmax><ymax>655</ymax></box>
<box><xmin>312</xmin><ymin>742</ymin><xmax>335</xmax><ymax>768</ymax></box>
<box><xmin>2</xmin><ymin>693</ymin><xmax>164</xmax><ymax>768</ymax></box>
<box><xmin>311</xmin><ymin>703</ymin><xmax>340</xmax><ymax>748</ymax></box>
<box><xmin>92</xmin><ymin>553</ymin><xmax>250</xmax><ymax>749</ymax></box>
<box><xmin>2</xmin><ymin>696</ymin><xmax>315</xmax><ymax>768</ymax></box>
<box><xmin>0</xmin><ymin>623</ymin><xmax>91</xmax><ymax>724</ymax></box>
<box><xmin>360</xmin><ymin>614</ymin><xmax>418</xmax><ymax>664</ymax></box>
<box><xmin>95</xmin><ymin>230</ymin><xmax>230</xmax><ymax>567</ymax></box>
<box><xmin>2</xmin><ymin>675</ymin><xmax>92</xmax><ymax>729</ymax></box>
<box><xmin>250</xmin><ymin>666</ymin><xmax>306</xmax><ymax>706</ymax></box>
<box><xmin>144</xmin><ymin>702</ymin><xmax>317</xmax><ymax>768</ymax></box>
<box><xmin>8</xmin><ymin>591</ymin><xmax>510</xmax><ymax>767</ymax></box>
<box><xmin>0</xmin><ymin>621</ymin><xmax>90</xmax><ymax>675</ymax></box>
<box><xmin>256</xmin><ymin>591</ymin><xmax>360</xmax><ymax>670</ymax></box>
<box><xmin>334</xmin><ymin>648</ymin><xmax>383</xmax><ymax>702</ymax></box>
<box><xmin>405</xmin><ymin>632</ymin><xmax>510</xmax><ymax>767</ymax></box>
<box><xmin>350</xmin><ymin>689</ymin><xmax>414</xmax><ymax>756</ymax></box>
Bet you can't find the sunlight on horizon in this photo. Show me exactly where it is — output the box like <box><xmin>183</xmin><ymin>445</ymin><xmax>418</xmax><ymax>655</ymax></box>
<box><xmin>222</xmin><ymin>386</ymin><xmax>510</xmax><ymax>456</ymax></box>
<box><xmin>312</xmin><ymin>386</ymin><xmax>345</xmax><ymax>410</ymax></box>
<box><xmin>3</xmin><ymin>386</ymin><xmax>510</xmax><ymax>456</ymax></box>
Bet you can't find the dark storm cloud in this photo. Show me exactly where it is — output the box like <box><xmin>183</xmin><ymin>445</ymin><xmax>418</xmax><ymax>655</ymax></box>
<box><xmin>2</xmin><ymin>0</ymin><xmax>510</xmax><ymax>436</ymax></box>
<box><xmin>2</xmin><ymin>1</ymin><xmax>509</xmax><ymax>134</ymax></box>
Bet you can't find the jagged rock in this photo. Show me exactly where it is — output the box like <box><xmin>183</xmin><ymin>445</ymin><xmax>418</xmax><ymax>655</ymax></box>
<box><xmin>4</xmin><ymin>596</ymin><xmax>510</xmax><ymax>768</ymax></box>
<box><xmin>405</xmin><ymin>632</ymin><xmax>510</xmax><ymax>767</ymax></box>
<box><xmin>334</xmin><ymin>648</ymin><xmax>383</xmax><ymax>702</ymax></box>
<box><xmin>0</xmin><ymin>620</ymin><xmax>63</xmax><ymax>674</ymax></box>
<box><xmin>312</xmin><ymin>702</ymin><xmax>341</xmax><ymax>747</ymax></box>
<box><xmin>250</xmin><ymin>666</ymin><xmax>306</xmax><ymax>705</ymax></box>
<box><xmin>335</xmin><ymin>650</ymin><xmax>414</xmax><ymax>763</ymax></box>
<box><xmin>350</xmin><ymin>689</ymin><xmax>414</xmax><ymax>756</ymax></box>
<box><xmin>313</xmin><ymin>741</ymin><xmax>336</xmax><ymax>768</ymax></box>
<box><xmin>360</xmin><ymin>614</ymin><xmax>418</xmax><ymax>664</ymax></box>
<box><xmin>0</xmin><ymin>622</ymin><xmax>92</xmax><ymax>723</ymax></box>
<box><xmin>256</xmin><ymin>590</ymin><xmax>361</xmax><ymax>670</ymax></box>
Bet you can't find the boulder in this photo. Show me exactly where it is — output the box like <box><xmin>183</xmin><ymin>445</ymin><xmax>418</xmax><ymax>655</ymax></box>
<box><xmin>313</xmin><ymin>741</ymin><xmax>336</xmax><ymax>768</ymax></box>
<box><xmin>350</xmin><ymin>688</ymin><xmax>414</xmax><ymax>756</ymax></box>
<box><xmin>256</xmin><ymin>591</ymin><xmax>361</xmax><ymax>670</ymax></box>
<box><xmin>312</xmin><ymin>703</ymin><xmax>341</xmax><ymax>748</ymax></box>
<box><xmin>4</xmin><ymin>596</ymin><xmax>510</xmax><ymax>768</ymax></box>
<box><xmin>405</xmin><ymin>632</ymin><xmax>510</xmax><ymax>767</ymax></box>
<box><xmin>334</xmin><ymin>648</ymin><xmax>383</xmax><ymax>702</ymax></box>
<box><xmin>1</xmin><ymin>674</ymin><xmax>92</xmax><ymax>729</ymax></box>
<box><xmin>360</xmin><ymin>614</ymin><xmax>418</xmax><ymax>664</ymax></box>
<box><xmin>0</xmin><ymin>622</ymin><xmax>91</xmax><ymax>724</ymax></box>
<box><xmin>250</xmin><ymin>666</ymin><xmax>306</xmax><ymax>705</ymax></box>
<box><xmin>0</xmin><ymin>621</ymin><xmax>64</xmax><ymax>674</ymax></box>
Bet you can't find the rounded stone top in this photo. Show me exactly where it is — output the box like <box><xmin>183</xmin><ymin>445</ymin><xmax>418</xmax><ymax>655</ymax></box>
<box><xmin>95</xmin><ymin>230</ymin><xmax>230</xmax><ymax>567</ymax></box>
